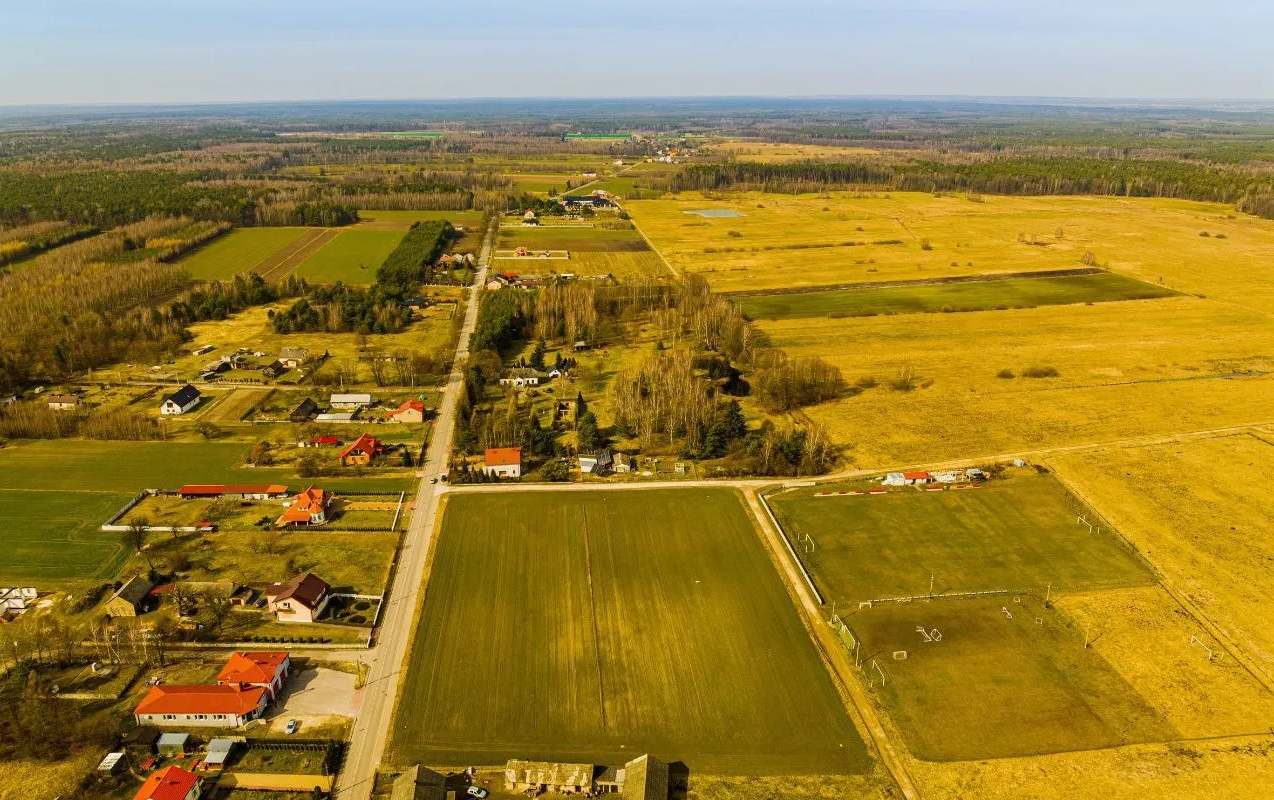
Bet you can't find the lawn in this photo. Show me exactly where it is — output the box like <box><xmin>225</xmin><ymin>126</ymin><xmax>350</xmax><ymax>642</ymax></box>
<box><xmin>292</xmin><ymin>229</ymin><xmax>405</xmax><ymax>284</ymax></box>
<box><xmin>393</xmin><ymin>489</ymin><xmax>868</xmax><ymax>776</ymax></box>
<box><xmin>770</xmin><ymin>472</ymin><xmax>1153</xmax><ymax>605</ymax></box>
<box><xmin>735</xmin><ymin>272</ymin><xmax>1177</xmax><ymax>320</ymax></box>
<box><xmin>179</xmin><ymin>227</ymin><xmax>311</xmax><ymax>280</ymax></box>
<box><xmin>0</xmin><ymin>489</ymin><xmax>130</xmax><ymax>586</ymax></box>
<box><xmin>849</xmin><ymin>595</ymin><xmax>1175</xmax><ymax>760</ymax></box>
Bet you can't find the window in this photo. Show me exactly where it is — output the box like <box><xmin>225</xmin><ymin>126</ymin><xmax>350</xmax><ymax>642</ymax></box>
<box><xmin>163</xmin><ymin>714</ymin><xmax>176</xmax><ymax>720</ymax></box>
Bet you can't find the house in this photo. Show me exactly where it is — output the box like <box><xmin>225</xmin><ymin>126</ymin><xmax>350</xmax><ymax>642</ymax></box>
<box><xmin>263</xmin><ymin>572</ymin><xmax>332</xmax><ymax>623</ymax></box>
<box><xmin>483</xmin><ymin>447</ymin><xmax>523</xmax><ymax>479</ymax></box>
<box><xmin>262</xmin><ymin>360</ymin><xmax>288</xmax><ymax>379</ymax></box>
<box><xmin>46</xmin><ymin>394</ymin><xmax>81</xmax><ymax>410</ymax></box>
<box><xmin>193</xmin><ymin>344</ymin><xmax>215</xmax><ymax>356</ymax></box>
<box><xmin>289</xmin><ymin>397</ymin><xmax>320</xmax><ymax>423</ymax></box>
<box><xmin>131</xmin><ymin>765</ymin><xmax>203</xmax><ymax>800</ymax></box>
<box><xmin>279</xmin><ymin>347</ymin><xmax>310</xmax><ymax>368</ymax></box>
<box><xmin>504</xmin><ymin>761</ymin><xmax>595</xmax><ymax>795</ymax></box>
<box><xmin>133</xmin><ymin>685</ymin><xmax>268</xmax><ymax>728</ymax></box>
<box><xmin>178</xmin><ymin>484</ymin><xmax>288</xmax><ymax>500</ymax></box>
<box><xmin>276</xmin><ymin>487</ymin><xmax>330</xmax><ymax>527</ymax></box>
<box><xmin>314</xmin><ymin>411</ymin><xmax>358</xmax><ymax>423</ymax></box>
<box><xmin>485</xmin><ymin>275</ymin><xmax>510</xmax><ymax>291</ymax></box>
<box><xmin>903</xmin><ymin>471</ymin><xmax>933</xmax><ymax>485</ymax></box>
<box><xmin>105</xmin><ymin>576</ymin><xmax>156</xmax><ymax>617</ymax></box>
<box><xmin>160</xmin><ymin>385</ymin><xmax>202</xmax><ymax>415</ymax></box>
<box><xmin>309</xmin><ymin>435</ymin><xmax>340</xmax><ymax>447</ymax></box>
<box><xmin>330</xmin><ymin>393</ymin><xmax>373</xmax><ymax>409</ymax></box>
<box><xmin>573</xmin><ymin>340</ymin><xmax>591</xmax><ymax>351</ymax></box>
<box><xmin>217</xmin><ymin>651</ymin><xmax>291</xmax><ymax>701</ymax></box>
<box><xmin>547</xmin><ymin>368</ymin><xmax>571</xmax><ymax>380</ymax></box>
<box><xmin>339</xmin><ymin>433</ymin><xmax>383</xmax><ymax>466</ymax></box>
<box><xmin>498</xmin><ymin>368</ymin><xmax>541</xmax><ymax>387</ymax></box>
<box><xmin>881</xmin><ymin>472</ymin><xmax>907</xmax><ymax>487</ymax></box>
<box><xmin>387</xmin><ymin>399</ymin><xmax>426</xmax><ymax>424</ymax></box>
<box><xmin>391</xmin><ymin>765</ymin><xmax>448</xmax><ymax>800</ymax></box>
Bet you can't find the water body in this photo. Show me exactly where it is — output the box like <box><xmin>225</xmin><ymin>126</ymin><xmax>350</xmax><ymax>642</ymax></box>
<box><xmin>683</xmin><ymin>208</ymin><xmax>744</xmax><ymax>218</ymax></box>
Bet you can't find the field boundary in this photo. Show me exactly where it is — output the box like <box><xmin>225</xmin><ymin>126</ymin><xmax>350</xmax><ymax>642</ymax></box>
<box><xmin>757</xmin><ymin>488</ymin><xmax>823</xmax><ymax>604</ymax></box>
<box><xmin>723</xmin><ymin>267</ymin><xmax>1111</xmax><ymax>297</ymax></box>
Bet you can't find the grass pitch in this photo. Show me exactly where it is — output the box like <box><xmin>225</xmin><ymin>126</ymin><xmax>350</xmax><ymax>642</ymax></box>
<box><xmin>394</xmin><ymin>489</ymin><xmax>868</xmax><ymax>775</ymax></box>
<box><xmin>736</xmin><ymin>272</ymin><xmax>1176</xmax><ymax>320</ymax></box>
<box><xmin>771</xmin><ymin>472</ymin><xmax>1153</xmax><ymax>605</ymax></box>
<box><xmin>0</xmin><ymin>490</ymin><xmax>130</xmax><ymax>586</ymax></box>
<box><xmin>180</xmin><ymin>227</ymin><xmax>311</xmax><ymax>280</ymax></box>
<box><xmin>292</xmin><ymin>229</ymin><xmax>405</xmax><ymax>284</ymax></box>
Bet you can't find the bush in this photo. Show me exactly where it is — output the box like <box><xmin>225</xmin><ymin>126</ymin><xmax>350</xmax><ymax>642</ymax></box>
<box><xmin>854</xmin><ymin>376</ymin><xmax>878</xmax><ymax>389</ymax></box>
<box><xmin>727</xmin><ymin>230</ymin><xmax>743</xmax><ymax>238</ymax></box>
<box><xmin>1021</xmin><ymin>365</ymin><xmax>1059</xmax><ymax>378</ymax></box>
<box><xmin>996</xmin><ymin>369</ymin><xmax>1016</xmax><ymax>379</ymax></box>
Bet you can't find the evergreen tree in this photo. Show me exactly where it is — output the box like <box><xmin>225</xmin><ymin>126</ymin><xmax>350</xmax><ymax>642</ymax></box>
<box><xmin>576</xmin><ymin>411</ymin><xmax>601</xmax><ymax>452</ymax></box>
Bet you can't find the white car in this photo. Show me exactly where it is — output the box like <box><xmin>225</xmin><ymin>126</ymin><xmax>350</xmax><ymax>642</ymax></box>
<box><xmin>467</xmin><ymin>787</ymin><xmax>489</xmax><ymax>799</ymax></box>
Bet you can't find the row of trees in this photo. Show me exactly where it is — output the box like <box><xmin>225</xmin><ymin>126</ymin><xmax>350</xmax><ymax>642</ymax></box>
<box><xmin>375</xmin><ymin>220</ymin><xmax>453</xmax><ymax>297</ymax></box>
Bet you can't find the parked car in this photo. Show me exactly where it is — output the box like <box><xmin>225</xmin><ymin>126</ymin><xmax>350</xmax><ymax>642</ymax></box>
<box><xmin>467</xmin><ymin>787</ymin><xmax>489</xmax><ymax>799</ymax></box>
<box><xmin>285</xmin><ymin>719</ymin><xmax>299</xmax><ymax>735</ymax></box>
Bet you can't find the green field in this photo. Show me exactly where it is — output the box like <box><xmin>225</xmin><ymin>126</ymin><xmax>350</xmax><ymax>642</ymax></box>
<box><xmin>736</xmin><ymin>272</ymin><xmax>1178</xmax><ymax>320</ymax></box>
<box><xmin>850</xmin><ymin>596</ymin><xmax>1175</xmax><ymax>760</ymax></box>
<box><xmin>497</xmin><ymin>227</ymin><xmax>650</xmax><ymax>252</ymax></box>
<box><xmin>293</xmin><ymin>229</ymin><xmax>405</xmax><ymax>284</ymax></box>
<box><xmin>394</xmin><ymin>489</ymin><xmax>868</xmax><ymax>775</ymax></box>
<box><xmin>771</xmin><ymin>473</ymin><xmax>1153</xmax><ymax>605</ymax></box>
<box><xmin>0</xmin><ymin>490</ymin><xmax>130</xmax><ymax>585</ymax></box>
<box><xmin>358</xmin><ymin>209</ymin><xmax>486</xmax><ymax>225</ymax></box>
<box><xmin>180</xmin><ymin>227</ymin><xmax>310</xmax><ymax>280</ymax></box>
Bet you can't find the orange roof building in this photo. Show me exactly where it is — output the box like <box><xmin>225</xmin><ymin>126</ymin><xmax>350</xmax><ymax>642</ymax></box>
<box><xmin>217</xmin><ymin>651</ymin><xmax>291</xmax><ymax>700</ymax></box>
<box><xmin>134</xmin><ymin>685</ymin><xmax>268</xmax><ymax>728</ymax></box>
<box><xmin>388</xmin><ymin>399</ymin><xmax>426</xmax><ymax>423</ymax></box>
<box><xmin>338</xmin><ymin>433</ymin><xmax>383</xmax><ymax>466</ymax></box>
<box><xmin>132</xmin><ymin>765</ymin><xmax>202</xmax><ymax>800</ymax></box>
<box><xmin>178</xmin><ymin>484</ymin><xmax>288</xmax><ymax>498</ymax></box>
<box><xmin>483</xmin><ymin>447</ymin><xmax>523</xmax><ymax>479</ymax></box>
<box><xmin>276</xmin><ymin>486</ymin><xmax>330</xmax><ymax>527</ymax></box>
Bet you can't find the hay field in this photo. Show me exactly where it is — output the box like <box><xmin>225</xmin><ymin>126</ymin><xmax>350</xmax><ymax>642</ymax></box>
<box><xmin>770</xmin><ymin>472</ymin><xmax>1153</xmax><ymax>605</ymax></box>
<box><xmin>761</xmin><ymin>296</ymin><xmax>1274</xmax><ymax>465</ymax></box>
<box><xmin>292</xmin><ymin>229</ymin><xmax>405</xmax><ymax>284</ymax></box>
<box><xmin>713</xmin><ymin>141</ymin><xmax>883</xmax><ymax>162</ymax></box>
<box><xmin>393</xmin><ymin>489</ymin><xmax>868</xmax><ymax>775</ymax></box>
<box><xmin>569</xmin><ymin>250</ymin><xmax>669</xmax><ymax>278</ymax></box>
<box><xmin>626</xmin><ymin>192</ymin><xmax>1274</xmax><ymax>307</ymax></box>
<box><xmin>357</xmin><ymin>209</ymin><xmax>486</xmax><ymax>230</ymax></box>
<box><xmin>736</xmin><ymin>271</ymin><xmax>1175</xmax><ymax>320</ymax></box>
<box><xmin>1049</xmin><ymin>434</ymin><xmax>1274</xmax><ymax>676</ymax></box>
<box><xmin>180</xmin><ymin>227</ymin><xmax>312</xmax><ymax>280</ymax></box>
<box><xmin>0</xmin><ymin>490</ymin><xmax>130</xmax><ymax>586</ymax></box>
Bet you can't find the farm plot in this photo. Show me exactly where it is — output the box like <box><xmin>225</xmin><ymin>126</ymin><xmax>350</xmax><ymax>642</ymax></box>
<box><xmin>180</xmin><ymin>227</ymin><xmax>311</xmax><ymax>280</ymax></box>
<box><xmin>202</xmin><ymin>387</ymin><xmax>272</xmax><ymax>423</ymax></box>
<box><xmin>0</xmin><ymin>490</ymin><xmax>131</xmax><ymax>586</ymax></box>
<box><xmin>495</xmin><ymin>227</ymin><xmax>662</xmax><ymax>277</ymax></box>
<box><xmin>394</xmin><ymin>489</ymin><xmax>868</xmax><ymax>775</ymax></box>
<box><xmin>770</xmin><ymin>472</ymin><xmax>1153</xmax><ymax>607</ymax></box>
<box><xmin>357</xmin><ymin>209</ymin><xmax>486</xmax><ymax>230</ymax></box>
<box><xmin>735</xmin><ymin>271</ymin><xmax>1176</xmax><ymax>320</ymax></box>
<box><xmin>292</xmin><ymin>229</ymin><xmax>405</xmax><ymax>284</ymax></box>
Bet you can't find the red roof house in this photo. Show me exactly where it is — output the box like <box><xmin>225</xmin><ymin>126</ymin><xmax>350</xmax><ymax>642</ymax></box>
<box><xmin>132</xmin><ymin>765</ymin><xmax>202</xmax><ymax>800</ymax></box>
<box><xmin>387</xmin><ymin>399</ymin><xmax>426</xmax><ymax>423</ymax></box>
<box><xmin>134</xmin><ymin>685</ymin><xmax>268</xmax><ymax>728</ymax></box>
<box><xmin>482</xmin><ymin>447</ymin><xmax>523</xmax><ymax>479</ymax></box>
<box><xmin>309</xmin><ymin>435</ymin><xmax>340</xmax><ymax>446</ymax></box>
<box><xmin>338</xmin><ymin>433</ymin><xmax>383</xmax><ymax>466</ymax></box>
<box><xmin>217</xmin><ymin>651</ymin><xmax>291</xmax><ymax>700</ymax></box>
<box><xmin>276</xmin><ymin>487</ymin><xmax>330</xmax><ymax>527</ymax></box>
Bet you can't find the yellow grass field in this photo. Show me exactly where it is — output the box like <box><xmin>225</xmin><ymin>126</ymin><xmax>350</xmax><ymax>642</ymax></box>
<box><xmin>202</xmin><ymin>387</ymin><xmax>272</xmax><ymax>422</ymax></box>
<box><xmin>1049</xmin><ymin>434</ymin><xmax>1274</xmax><ymax>678</ymax></box>
<box><xmin>626</xmin><ymin>192</ymin><xmax>1274</xmax><ymax>310</ymax></box>
<box><xmin>713</xmin><ymin>140</ymin><xmax>883</xmax><ymax>162</ymax></box>
<box><xmin>759</xmin><ymin>296</ymin><xmax>1274</xmax><ymax>465</ymax></box>
<box><xmin>568</xmin><ymin>250</ymin><xmax>670</xmax><ymax>278</ymax></box>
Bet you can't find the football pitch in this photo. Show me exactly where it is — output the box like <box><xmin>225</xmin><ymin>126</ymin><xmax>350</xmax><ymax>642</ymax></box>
<box><xmin>393</xmin><ymin>489</ymin><xmax>869</xmax><ymax>775</ymax></box>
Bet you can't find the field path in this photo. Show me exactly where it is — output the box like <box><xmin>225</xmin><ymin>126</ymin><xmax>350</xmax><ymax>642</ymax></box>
<box><xmin>255</xmin><ymin>227</ymin><xmax>339</xmax><ymax>281</ymax></box>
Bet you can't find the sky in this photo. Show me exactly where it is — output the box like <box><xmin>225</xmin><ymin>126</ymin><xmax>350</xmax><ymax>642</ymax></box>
<box><xmin>3</xmin><ymin>0</ymin><xmax>1272</xmax><ymax>105</ymax></box>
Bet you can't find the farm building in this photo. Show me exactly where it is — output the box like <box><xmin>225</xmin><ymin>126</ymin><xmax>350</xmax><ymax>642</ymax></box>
<box><xmin>46</xmin><ymin>394</ymin><xmax>81</xmax><ymax>410</ymax></box>
<box><xmin>290</xmin><ymin>397</ymin><xmax>320</xmax><ymax>422</ymax></box>
<box><xmin>485</xmin><ymin>275</ymin><xmax>510</xmax><ymax>291</ymax></box>
<box><xmin>261</xmin><ymin>360</ymin><xmax>288</xmax><ymax>379</ymax></box>
<box><xmin>279</xmin><ymin>347</ymin><xmax>310</xmax><ymax>368</ymax></box>
<box><xmin>314</xmin><ymin>410</ymin><xmax>358</xmax><ymax>423</ymax></box>
<box><xmin>0</xmin><ymin>587</ymin><xmax>36</xmax><ymax>618</ymax></box>
<box><xmin>309</xmin><ymin>435</ymin><xmax>340</xmax><ymax>447</ymax></box>
<box><xmin>134</xmin><ymin>684</ymin><xmax>268</xmax><ymax>728</ymax></box>
<box><xmin>216</xmin><ymin>651</ymin><xmax>290</xmax><ymax>700</ymax></box>
<box><xmin>903</xmin><ymin>471</ymin><xmax>933</xmax><ymax>485</ymax></box>
<box><xmin>276</xmin><ymin>486</ymin><xmax>330</xmax><ymax>527</ymax></box>
<box><xmin>483</xmin><ymin>447</ymin><xmax>523</xmax><ymax>479</ymax></box>
<box><xmin>391</xmin><ymin>765</ymin><xmax>448</xmax><ymax>800</ymax></box>
<box><xmin>263</xmin><ymin>572</ymin><xmax>331</xmax><ymax>623</ymax></box>
<box><xmin>105</xmin><ymin>576</ymin><xmax>156</xmax><ymax>617</ymax></box>
<box><xmin>339</xmin><ymin>433</ymin><xmax>384</xmax><ymax>466</ymax></box>
<box><xmin>131</xmin><ymin>765</ymin><xmax>202</xmax><ymax>800</ymax></box>
<box><xmin>387</xmin><ymin>399</ymin><xmax>426</xmax><ymax>423</ymax></box>
<box><xmin>330</xmin><ymin>393</ymin><xmax>373</xmax><ymax>409</ymax></box>
<box><xmin>160</xmin><ymin>384</ymin><xmax>202</xmax><ymax>415</ymax></box>
<box><xmin>178</xmin><ymin>484</ymin><xmax>288</xmax><ymax>500</ymax></box>
<box><xmin>499</xmin><ymin>368</ymin><xmax>541</xmax><ymax>387</ymax></box>
<box><xmin>881</xmin><ymin>472</ymin><xmax>906</xmax><ymax>486</ymax></box>
<box><xmin>504</xmin><ymin>761</ymin><xmax>594</xmax><ymax>795</ymax></box>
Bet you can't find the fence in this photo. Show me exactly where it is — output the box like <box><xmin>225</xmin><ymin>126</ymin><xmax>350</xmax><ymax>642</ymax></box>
<box><xmin>756</xmin><ymin>489</ymin><xmax>823</xmax><ymax>604</ymax></box>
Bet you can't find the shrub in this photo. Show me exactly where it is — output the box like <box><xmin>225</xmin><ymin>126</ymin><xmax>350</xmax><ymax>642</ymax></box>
<box><xmin>1022</xmin><ymin>366</ymin><xmax>1060</xmax><ymax>378</ymax></box>
<box><xmin>1199</xmin><ymin>231</ymin><xmax>1211</xmax><ymax>237</ymax></box>
<box><xmin>727</xmin><ymin>230</ymin><xmax>743</xmax><ymax>238</ymax></box>
<box><xmin>855</xmin><ymin>376</ymin><xmax>878</xmax><ymax>389</ymax></box>
<box><xmin>996</xmin><ymin>369</ymin><xmax>1016</xmax><ymax>379</ymax></box>
<box><xmin>920</xmin><ymin>238</ymin><xmax>933</xmax><ymax>251</ymax></box>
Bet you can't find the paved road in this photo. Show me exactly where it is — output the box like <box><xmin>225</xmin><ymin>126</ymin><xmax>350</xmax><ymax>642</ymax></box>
<box><xmin>333</xmin><ymin>216</ymin><xmax>495</xmax><ymax>800</ymax></box>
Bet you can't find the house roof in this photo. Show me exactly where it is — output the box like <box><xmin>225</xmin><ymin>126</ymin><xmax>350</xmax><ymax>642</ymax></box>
<box><xmin>179</xmin><ymin>484</ymin><xmax>288</xmax><ymax>496</ymax></box>
<box><xmin>264</xmin><ymin>572</ymin><xmax>330</xmax><ymax>610</ymax></box>
<box><xmin>393</xmin><ymin>400</ymin><xmax>425</xmax><ymax>414</ymax></box>
<box><xmin>134</xmin><ymin>684</ymin><xmax>266</xmax><ymax>717</ymax></box>
<box><xmin>264</xmin><ymin>359</ymin><xmax>287</xmax><ymax>372</ymax></box>
<box><xmin>276</xmin><ymin>487</ymin><xmax>330</xmax><ymax>525</ymax></box>
<box><xmin>485</xmin><ymin>447</ymin><xmax>522</xmax><ymax>467</ymax></box>
<box><xmin>339</xmin><ymin>433</ymin><xmax>383</xmax><ymax>460</ymax></box>
<box><xmin>114</xmin><ymin>576</ymin><xmax>156</xmax><ymax>607</ymax></box>
<box><xmin>392</xmin><ymin>764</ymin><xmax>448</xmax><ymax>800</ymax></box>
<box><xmin>218</xmin><ymin>651</ymin><xmax>289</xmax><ymax>686</ymax></box>
<box><xmin>163</xmin><ymin>384</ymin><xmax>201</xmax><ymax>407</ymax></box>
<box><xmin>133</xmin><ymin>766</ymin><xmax>200</xmax><ymax>800</ymax></box>
<box><xmin>310</xmin><ymin>435</ymin><xmax>340</xmax><ymax>444</ymax></box>
<box><xmin>279</xmin><ymin>346</ymin><xmax>310</xmax><ymax>359</ymax></box>
<box><xmin>902</xmin><ymin>471</ymin><xmax>932</xmax><ymax>480</ymax></box>
<box><xmin>505</xmin><ymin>368</ymin><xmax>540</xmax><ymax>379</ymax></box>
<box><xmin>46</xmin><ymin>394</ymin><xmax>80</xmax><ymax>404</ymax></box>
<box><xmin>291</xmin><ymin>398</ymin><xmax>319</xmax><ymax>415</ymax></box>
<box><xmin>330</xmin><ymin>393</ymin><xmax>372</xmax><ymax>403</ymax></box>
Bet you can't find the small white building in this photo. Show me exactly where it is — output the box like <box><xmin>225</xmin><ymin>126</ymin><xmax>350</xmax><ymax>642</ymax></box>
<box><xmin>881</xmin><ymin>473</ymin><xmax>906</xmax><ymax>487</ymax></box>
<box><xmin>46</xmin><ymin>394</ymin><xmax>81</xmax><ymax>411</ymax></box>
<box><xmin>279</xmin><ymin>347</ymin><xmax>310</xmax><ymax>368</ymax></box>
<box><xmin>314</xmin><ymin>411</ymin><xmax>358</xmax><ymax>423</ymax></box>
<box><xmin>483</xmin><ymin>448</ymin><xmax>523</xmax><ymax>479</ymax></box>
<box><xmin>329</xmin><ymin>393</ymin><xmax>373</xmax><ymax>409</ymax></box>
<box><xmin>160</xmin><ymin>384</ymin><xmax>202</xmax><ymax>415</ymax></box>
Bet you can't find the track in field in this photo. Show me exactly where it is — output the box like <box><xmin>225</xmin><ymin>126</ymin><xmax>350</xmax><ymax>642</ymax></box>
<box><xmin>254</xmin><ymin>228</ymin><xmax>340</xmax><ymax>281</ymax></box>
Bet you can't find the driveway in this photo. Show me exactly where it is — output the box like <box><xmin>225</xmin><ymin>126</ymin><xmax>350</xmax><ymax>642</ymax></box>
<box><xmin>269</xmin><ymin>666</ymin><xmax>358</xmax><ymax>721</ymax></box>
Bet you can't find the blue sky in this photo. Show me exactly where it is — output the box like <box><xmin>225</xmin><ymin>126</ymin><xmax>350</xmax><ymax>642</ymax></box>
<box><xmin>3</xmin><ymin>1</ymin><xmax>1271</xmax><ymax>104</ymax></box>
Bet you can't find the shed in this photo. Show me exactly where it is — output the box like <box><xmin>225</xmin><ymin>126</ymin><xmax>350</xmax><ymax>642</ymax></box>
<box><xmin>97</xmin><ymin>751</ymin><xmax>127</xmax><ymax>774</ymax></box>
<box><xmin>290</xmin><ymin>398</ymin><xmax>320</xmax><ymax>423</ymax></box>
<box><xmin>392</xmin><ymin>765</ymin><xmax>448</xmax><ymax>800</ymax></box>
<box><xmin>204</xmin><ymin>737</ymin><xmax>238</xmax><ymax>768</ymax></box>
<box><xmin>157</xmin><ymin>732</ymin><xmax>190</xmax><ymax>757</ymax></box>
<box><xmin>122</xmin><ymin>725</ymin><xmax>162</xmax><ymax>754</ymax></box>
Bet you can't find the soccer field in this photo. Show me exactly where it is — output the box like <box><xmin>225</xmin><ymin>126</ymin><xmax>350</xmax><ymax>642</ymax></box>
<box><xmin>0</xmin><ymin>490</ymin><xmax>130</xmax><ymax>586</ymax></box>
<box><xmin>393</xmin><ymin>489</ymin><xmax>869</xmax><ymax>775</ymax></box>
<box><xmin>770</xmin><ymin>472</ymin><xmax>1154</xmax><ymax>605</ymax></box>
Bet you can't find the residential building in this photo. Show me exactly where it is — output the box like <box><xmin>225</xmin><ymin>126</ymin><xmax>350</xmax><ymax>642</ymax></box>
<box><xmin>134</xmin><ymin>685</ymin><xmax>267</xmax><ymax>728</ymax></box>
<box><xmin>46</xmin><ymin>394</ymin><xmax>81</xmax><ymax>410</ymax></box>
<box><xmin>160</xmin><ymin>385</ymin><xmax>202</xmax><ymax>415</ymax></box>
<box><xmin>483</xmin><ymin>447</ymin><xmax>523</xmax><ymax>479</ymax></box>
<box><xmin>309</xmin><ymin>435</ymin><xmax>340</xmax><ymax>447</ymax></box>
<box><xmin>387</xmin><ymin>399</ymin><xmax>426</xmax><ymax>424</ymax></box>
<box><xmin>276</xmin><ymin>487</ymin><xmax>330</xmax><ymax>527</ymax></box>
<box><xmin>105</xmin><ymin>576</ymin><xmax>156</xmax><ymax>617</ymax></box>
<box><xmin>279</xmin><ymin>347</ymin><xmax>310</xmax><ymax>368</ymax></box>
<box><xmin>178</xmin><ymin>484</ymin><xmax>288</xmax><ymax>500</ymax></box>
<box><xmin>289</xmin><ymin>397</ymin><xmax>319</xmax><ymax>423</ymax></box>
<box><xmin>391</xmin><ymin>765</ymin><xmax>448</xmax><ymax>800</ymax></box>
<box><xmin>339</xmin><ymin>433</ymin><xmax>383</xmax><ymax>466</ymax></box>
<box><xmin>217</xmin><ymin>651</ymin><xmax>290</xmax><ymax>700</ymax></box>
<box><xmin>498</xmin><ymin>368</ymin><xmax>541</xmax><ymax>387</ymax></box>
<box><xmin>131</xmin><ymin>765</ymin><xmax>203</xmax><ymax>800</ymax></box>
<box><xmin>264</xmin><ymin>572</ymin><xmax>332</xmax><ymax>623</ymax></box>
<box><xmin>330</xmin><ymin>393</ymin><xmax>373</xmax><ymax>409</ymax></box>
<box><xmin>262</xmin><ymin>360</ymin><xmax>288</xmax><ymax>379</ymax></box>
<box><xmin>580</xmin><ymin>449</ymin><xmax>613</xmax><ymax>475</ymax></box>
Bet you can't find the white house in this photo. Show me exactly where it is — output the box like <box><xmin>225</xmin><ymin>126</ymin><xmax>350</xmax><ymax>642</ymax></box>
<box><xmin>279</xmin><ymin>347</ymin><xmax>310</xmax><ymax>368</ymax></box>
<box><xmin>46</xmin><ymin>394</ymin><xmax>81</xmax><ymax>411</ymax></box>
<box><xmin>483</xmin><ymin>448</ymin><xmax>523</xmax><ymax>479</ymax></box>
<box><xmin>133</xmin><ymin>684</ymin><xmax>268</xmax><ymax>728</ymax></box>
<box><xmin>881</xmin><ymin>472</ymin><xmax>907</xmax><ymax>486</ymax></box>
<box><xmin>263</xmin><ymin>572</ymin><xmax>332</xmax><ymax>623</ymax></box>
<box><xmin>160</xmin><ymin>384</ymin><xmax>202</xmax><ymax>415</ymax></box>
<box><xmin>329</xmin><ymin>393</ymin><xmax>373</xmax><ymax>409</ymax></box>
<box><xmin>499</xmin><ymin>368</ymin><xmax>541</xmax><ymax>387</ymax></box>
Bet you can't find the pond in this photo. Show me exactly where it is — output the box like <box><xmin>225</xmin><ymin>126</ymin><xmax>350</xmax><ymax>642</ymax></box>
<box><xmin>682</xmin><ymin>208</ymin><xmax>744</xmax><ymax>218</ymax></box>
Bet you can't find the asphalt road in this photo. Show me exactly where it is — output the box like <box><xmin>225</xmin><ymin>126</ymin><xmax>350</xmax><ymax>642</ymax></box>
<box><xmin>333</xmin><ymin>216</ymin><xmax>494</xmax><ymax>799</ymax></box>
